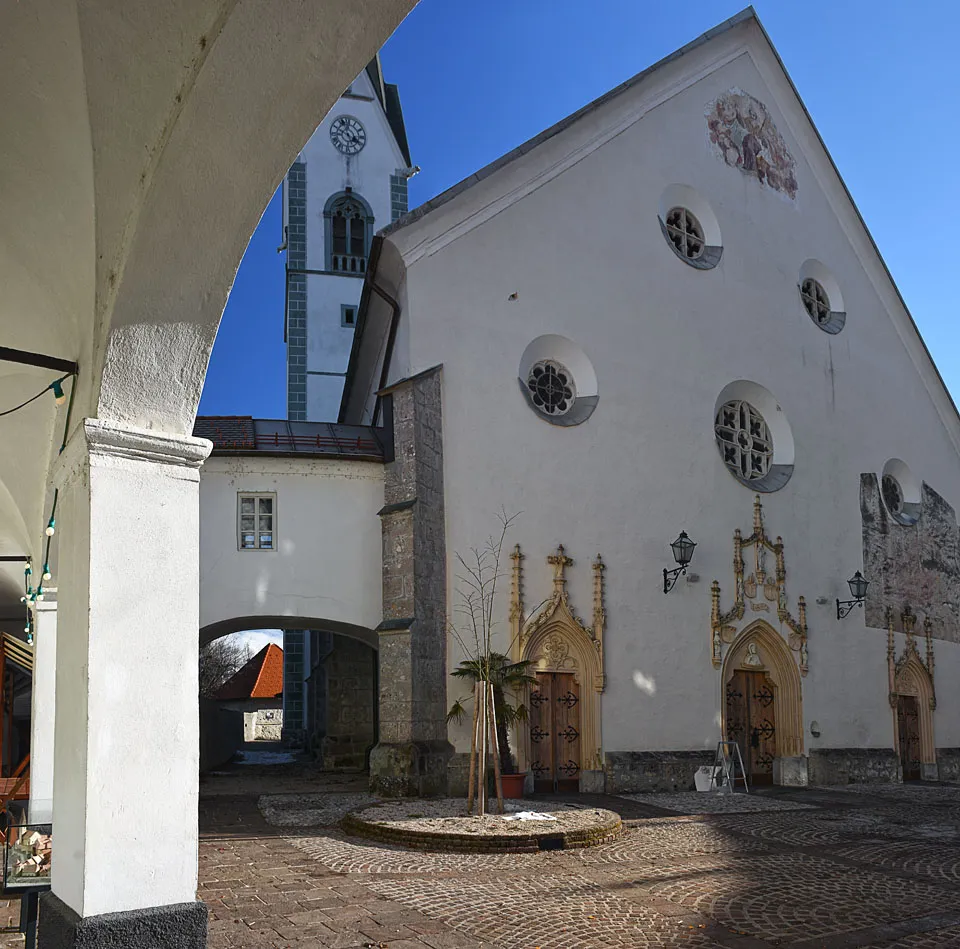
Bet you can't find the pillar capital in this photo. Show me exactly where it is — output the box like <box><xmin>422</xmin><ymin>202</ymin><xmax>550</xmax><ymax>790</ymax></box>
<box><xmin>54</xmin><ymin>418</ymin><xmax>212</xmax><ymax>490</ymax></box>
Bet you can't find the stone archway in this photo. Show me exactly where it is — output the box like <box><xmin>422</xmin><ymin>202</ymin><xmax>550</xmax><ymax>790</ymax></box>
<box><xmin>721</xmin><ymin>620</ymin><xmax>804</xmax><ymax>783</ymax></box>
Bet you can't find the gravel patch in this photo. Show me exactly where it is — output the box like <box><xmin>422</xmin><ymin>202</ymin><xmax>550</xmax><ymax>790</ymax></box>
<box><xmin>619</xmin><ymin>791</ymin><xmax>816</xmax><ymax>814</ymax></box>
<box><xmin>259</xmin><ymin>791</ymin><xmax>381</xmax><ymax>826</ymax></box>
<box><xmin>350</xmin><ymin>797</ymin><xmax>616</xmax><ymax>836</ymax></box>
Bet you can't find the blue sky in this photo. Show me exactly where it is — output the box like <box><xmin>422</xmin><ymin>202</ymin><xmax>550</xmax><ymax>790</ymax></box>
<box><xmin>199</xmin><ymin>0</ymin><xmax>960</xmax><ymax>418</ymax></box>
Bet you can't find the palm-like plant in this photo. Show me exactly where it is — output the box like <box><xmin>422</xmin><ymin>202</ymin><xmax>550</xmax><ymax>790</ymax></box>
<box><xmin>448</xmin><ymin>652</ymin><xmax>537</xmax><ymax>775</ymax></box>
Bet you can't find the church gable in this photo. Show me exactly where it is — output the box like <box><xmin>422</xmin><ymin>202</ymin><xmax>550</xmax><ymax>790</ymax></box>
<box><xmin>347</xmin><ymin>9</ymin><xmax>960</xmax><ymax>472</ymax></box>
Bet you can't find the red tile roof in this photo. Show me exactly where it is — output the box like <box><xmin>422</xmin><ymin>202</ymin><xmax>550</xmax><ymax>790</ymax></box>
<box><xmin>214</xmin><ymin>643</ymin><xmax>283</xmax><ymax>701</ymax></box>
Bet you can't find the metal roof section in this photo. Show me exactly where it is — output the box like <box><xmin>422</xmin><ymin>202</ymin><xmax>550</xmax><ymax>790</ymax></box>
<box><xmin>194</xmin><ymin>416</ymin><xmax>386</xmax><ymax>461</ymax></box>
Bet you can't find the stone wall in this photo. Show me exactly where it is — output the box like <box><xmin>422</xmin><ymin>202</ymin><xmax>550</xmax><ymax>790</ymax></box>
<box><xmin>861</xmin><ymin>475</ymin><xmax>960</xmax><ymax>642</ymax></box>
<box><xmin>937</xmin><ymin>749</ymin><xmax>960</xmax><ymax>783</ymax></box>
<box><xmin>603</xmin><ymin>751</ymin><xmax>713</xmax><ymax>793</ymax></box>
<box><xmin>322</xmin><ymin>634</ymin><xmax>377</xmax><ymax>769</ymax></box>
<box><xmin>371</xmin><ymin>367</ymin><xmax>453</xmax><ymax>795</ymax></box>
<box><xmin>807</xmin><ymin>748</ymin><xmax>900</xmax><ymax>785</ymax></box>
<box><xmin>247</xmin><ymin>707</ymin><xmax>283</xmax><ymax>742</ymax></box>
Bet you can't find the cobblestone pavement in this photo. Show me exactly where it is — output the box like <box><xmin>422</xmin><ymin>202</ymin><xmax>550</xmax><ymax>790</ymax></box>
<box><xmin>196</xmin><ymin>781</ymin><xmax>960</xmax><ymax>949</ymax></box>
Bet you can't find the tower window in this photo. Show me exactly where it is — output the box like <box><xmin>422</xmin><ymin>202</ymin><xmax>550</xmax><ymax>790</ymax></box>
<box><xmin>341</xmin><ymin>304</ymin><xmax>357</xmax><ymax>327</ymax></box>
<box><xmin>325</xmin><ymin>192</ymin><xmax>373</xmax><ymax>274</ymax></box>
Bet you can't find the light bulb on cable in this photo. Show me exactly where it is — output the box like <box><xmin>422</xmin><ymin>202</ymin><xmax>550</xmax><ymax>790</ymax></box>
<box><xmin>45</xmin><ymin>517</ymin><xmax>55</xmax><ymax>537</ymax></box>
<box><xmin>27</xmin><ymin>633</ymin><xmax>34</xmax><ymax>646</ymax></box>
<box><xmin>42</xmin><ymin>563</ymin><xmax>51</xmax><ymax>581</ymax></box>
<box><xmin>50</xmin><ymin>379</ymin><xmax>67</xmax><ymax>406</ymax></box>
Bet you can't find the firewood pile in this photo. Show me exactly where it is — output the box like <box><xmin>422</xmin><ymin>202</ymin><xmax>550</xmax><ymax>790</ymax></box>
<box><xmin>10</xmin><ymin>830</ymin><xmax>51</xmax><ymax>880</ymax></box>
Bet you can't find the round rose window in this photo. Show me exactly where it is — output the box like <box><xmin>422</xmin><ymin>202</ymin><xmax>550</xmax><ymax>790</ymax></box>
<box><xmin>526</xmin><ymin>360</ymin><xmax>575</xmax><ymax>417</ymax></box>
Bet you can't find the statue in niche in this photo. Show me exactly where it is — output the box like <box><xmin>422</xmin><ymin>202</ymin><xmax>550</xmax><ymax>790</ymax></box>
<box><xmin>743</xmin><ymin>642</ymin><xmax>763</xmax><ymax>667</ymax></box>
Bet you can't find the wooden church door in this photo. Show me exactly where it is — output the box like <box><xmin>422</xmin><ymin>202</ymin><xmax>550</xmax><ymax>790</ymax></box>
<box><xmin>725</xmin><ymin>670</ymin><xmax>777</xmax><ymax>785</ymax></box>
<box><xmin>529</xmin><ymin>672</ymin><xmax>581</xmax><ymax>793</ymax></box>
<box><xmin>897</xmin><ymin>695</ymin><xmax>922</xmax><ymax>781</ymax></box>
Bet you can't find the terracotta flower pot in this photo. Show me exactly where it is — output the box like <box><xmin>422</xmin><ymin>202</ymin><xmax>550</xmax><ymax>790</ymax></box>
<box><xmin>500</xmin><ymin>773</ymin><xmax>527</xmax><ymax>799</ymax></box>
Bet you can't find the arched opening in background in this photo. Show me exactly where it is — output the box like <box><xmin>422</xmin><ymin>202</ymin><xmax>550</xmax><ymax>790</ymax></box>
<box><xmin>199</xmin><ymin>616</ymin><xmax>378</xmax><ymax>775</ymax></box>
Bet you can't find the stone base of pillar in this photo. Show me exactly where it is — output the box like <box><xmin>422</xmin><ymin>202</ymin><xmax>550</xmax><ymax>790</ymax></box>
<box><xmin>369</xmin><ymin>740</ymin><xmax>454</xmax><ymax>797</ymax></box>
<box><xmin>38</xmin><ymin>893</ymin><xmax>207</xmax><ymax>949</ymax></box>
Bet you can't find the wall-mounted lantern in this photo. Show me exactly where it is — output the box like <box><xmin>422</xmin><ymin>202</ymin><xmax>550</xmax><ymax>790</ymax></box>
<box><xmin>663</xmin><ymin>531</ymin><xmax>696</xmax><ymax>594</ymax></box>
<box><xmin>836</xmin><ymin>570</ymin><xmax>869</xmax><ymax>619</ymax></box>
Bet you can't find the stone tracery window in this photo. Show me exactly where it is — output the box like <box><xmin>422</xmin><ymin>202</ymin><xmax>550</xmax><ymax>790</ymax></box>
<box><xmin>664</xmin><ymin>207</ymin><xmax>705</xmax><ymax>261</ymax></box>
<box><xmin>800</xmin><ymin>278</ymin><xmax>830</xmax><ymax>326</ymax></box>
<box><xmin>526</xmin><ymin>360</ymin><xmax>575</xmax><ymax>417</ymax></box>
<box><xmin>715</xmin><ymin>400</ymin><xmax>773</xmax><ymax>483</ymax></box>
<box><xmin>324</xmin><ymin>192</ymin><xmax>372</xmax><ymax>274</ymax></box>
<box><xmin>882</xmin><ymin>474</ymin><xmax>904</xmax><ymax>518</ymax></box>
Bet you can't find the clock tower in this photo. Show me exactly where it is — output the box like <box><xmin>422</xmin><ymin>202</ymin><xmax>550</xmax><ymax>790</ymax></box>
<box><xmin>282</xmin><ymin>55</ymin><xmax>413</xmax><ymax>421</ymax></box>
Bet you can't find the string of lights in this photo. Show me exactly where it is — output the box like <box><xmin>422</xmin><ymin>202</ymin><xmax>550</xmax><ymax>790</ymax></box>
<box><xmin>20</xmin><ymin>372</ymin><xmax>78</xmax><ymax>643</ymax></box>
<box><xmin>0</xmin><ymin>375</ymin><xmax>70</xmax><ymax>418</ymax></box>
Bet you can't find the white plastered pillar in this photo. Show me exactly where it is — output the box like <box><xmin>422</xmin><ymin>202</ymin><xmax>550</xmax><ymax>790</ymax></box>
<box><xmin>29</xmin><ymin>596</ymin><xmax>57</xmax><ymax>824</ymax></box>
<box><xmin>49</xmin><ymin>418</ymin><xmax>211</xmax><ymax>919</ymax></box>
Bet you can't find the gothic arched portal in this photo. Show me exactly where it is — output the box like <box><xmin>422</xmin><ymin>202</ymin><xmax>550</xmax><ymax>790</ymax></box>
<box><xmin>721</xmin><ymin>620</ymin><xmax>803</xmax><ymax>784</ymax></box>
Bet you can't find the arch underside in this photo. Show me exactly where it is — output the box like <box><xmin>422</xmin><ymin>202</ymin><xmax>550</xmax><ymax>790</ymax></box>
<box><xmin>721</xmin><ymin>619</ymin><xmax>804</xmax><ymax>761</ymax></box>
<box><xmin>200</xmin><ymin>615</ymin><xmax>378</xmax><ymax>650</ymax></box>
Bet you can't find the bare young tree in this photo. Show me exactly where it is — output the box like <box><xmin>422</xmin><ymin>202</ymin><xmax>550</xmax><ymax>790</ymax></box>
<box><xmin>198</xmin><ymin>637</ymin><xmax>251</xmax><ymax>698</ymax></box>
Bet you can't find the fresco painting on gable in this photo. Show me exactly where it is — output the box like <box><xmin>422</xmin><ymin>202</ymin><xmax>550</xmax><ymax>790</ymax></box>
<box><xmin>707</xmin><ymin>88</ymin><xmax>798</xmax><ymax>200</ymax></box>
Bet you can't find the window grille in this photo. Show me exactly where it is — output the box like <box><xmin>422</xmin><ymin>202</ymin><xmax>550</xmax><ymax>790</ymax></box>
<box><xmin>800</xmin><ymin>278</ymin><xmax>830</xmax><ymax>325</ymax></box>
<box><xmin>715</xmin><ymin>400</ymin><xmax>773</xmax><ymax>482</ymax></box>
<box><xmin>526</xmin><ymin>360</ymin><xmax>576</xmax><ymax>417</ymax></box>
<box><xmin>664</xmin><ymin>207</ymin><xmax>705</xmax><ymax>260</ymax></box>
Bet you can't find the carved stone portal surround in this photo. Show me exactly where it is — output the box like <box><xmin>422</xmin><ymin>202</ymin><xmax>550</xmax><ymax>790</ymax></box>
<box><xmin>711</xmin><ymin>496</ymin><xmax>808</xmax><ymax>675</ymax></box>
<box><xmin>887</xmin><ymin>606</ymin><xmax>937</xmax><ymax>770</ymax></box>
<box><xmin>712</xmin><ymin>497</ymin><xmax>808</xmax><ymax>767</ymax></box>
<box><xmin>510</xmin><ymin>544</ymin><xmax>605</xmax><ymax>775</ymax></box>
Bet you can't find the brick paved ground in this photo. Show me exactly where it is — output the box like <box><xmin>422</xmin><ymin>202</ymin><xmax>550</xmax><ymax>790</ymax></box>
<box><xmin>4</xmin><ymin>766</ymin><xmax>960</xmax><ymax>947</ymax></box>
<box><xmin>197</xmin><ymin>776</ymin><xmax>960</xmax><ymax>949</ymax></box>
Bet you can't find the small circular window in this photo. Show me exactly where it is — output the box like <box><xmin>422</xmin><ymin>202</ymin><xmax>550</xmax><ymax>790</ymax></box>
<box><xmin>715</xmin><ymin>400</ymin><xmax>773</xmax><ymax>482</ymax></box>
<box><xmin>879</xmin><ymin>461</ymin><xmax>919</xmax><ymax>525</ymax></box>
<box><xmin>800</xmin><ymin>278</ymin><xmax>830</xmax><ymax>326</ymax></box>
<box><xmin>527</xmin><ymin>360</ymin><xmax>575</xmax><ymax>417</ymax></box>
<box><xmin>665</xmin><ymin>207</ymin><xmax>704</xmax><ymax>261</ymax></box>
<box><xmin>881</xmin><ymin>474</ymin><xmax>904</xmax><ymax>518</ymax></box>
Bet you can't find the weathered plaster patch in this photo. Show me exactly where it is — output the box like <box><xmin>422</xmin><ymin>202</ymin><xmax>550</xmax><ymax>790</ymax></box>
<box><xmin>861</xmin><ymin>474</ymin><xmax>960</xmax><ymax>641</ymax></box>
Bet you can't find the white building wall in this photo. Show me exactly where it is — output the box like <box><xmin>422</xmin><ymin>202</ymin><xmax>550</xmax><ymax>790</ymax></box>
<box><xmin>386</xmin><ymin>39</ymin><xmax>960</xmax><ymax>757</ymax></box>
<box><xmin>293</xmin><ymin>67</ymin><xmax>409</xmax><ymax>421</ymax></box>
<box><xmin>199</xmin><ymin>456</ymin><xmax>383</xmax><ymax>636</ymax></box>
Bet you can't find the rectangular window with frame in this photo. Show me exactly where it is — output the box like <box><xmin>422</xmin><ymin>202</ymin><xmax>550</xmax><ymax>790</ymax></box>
<box><xmin>238</xmin><ymin>493</ymin><xmax>276</xmax><ymax>550</ymax></box>
<box><xmin>341</xmin><ymin>304</ymin><xmax>357</xmax><ymax>328</ymax></box>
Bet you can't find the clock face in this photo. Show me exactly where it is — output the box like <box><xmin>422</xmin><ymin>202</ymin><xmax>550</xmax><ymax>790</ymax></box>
<box><xmin>330</xmin><ymin>115</ymin><xmax>366</xmax><ymax>156</ymax></box>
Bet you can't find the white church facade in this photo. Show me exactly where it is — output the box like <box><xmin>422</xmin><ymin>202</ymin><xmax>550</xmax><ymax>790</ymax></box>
<box><xmin>197</xmin><ymin>9</ymin><xmax>960</xmax><ymax>796</ymax></box>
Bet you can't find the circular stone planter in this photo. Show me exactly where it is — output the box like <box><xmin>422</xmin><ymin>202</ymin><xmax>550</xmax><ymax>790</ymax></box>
<box><xmin>340</xmin><ymin>799</ymin><xmax>622</xmax><ymax>853</ymax></box>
